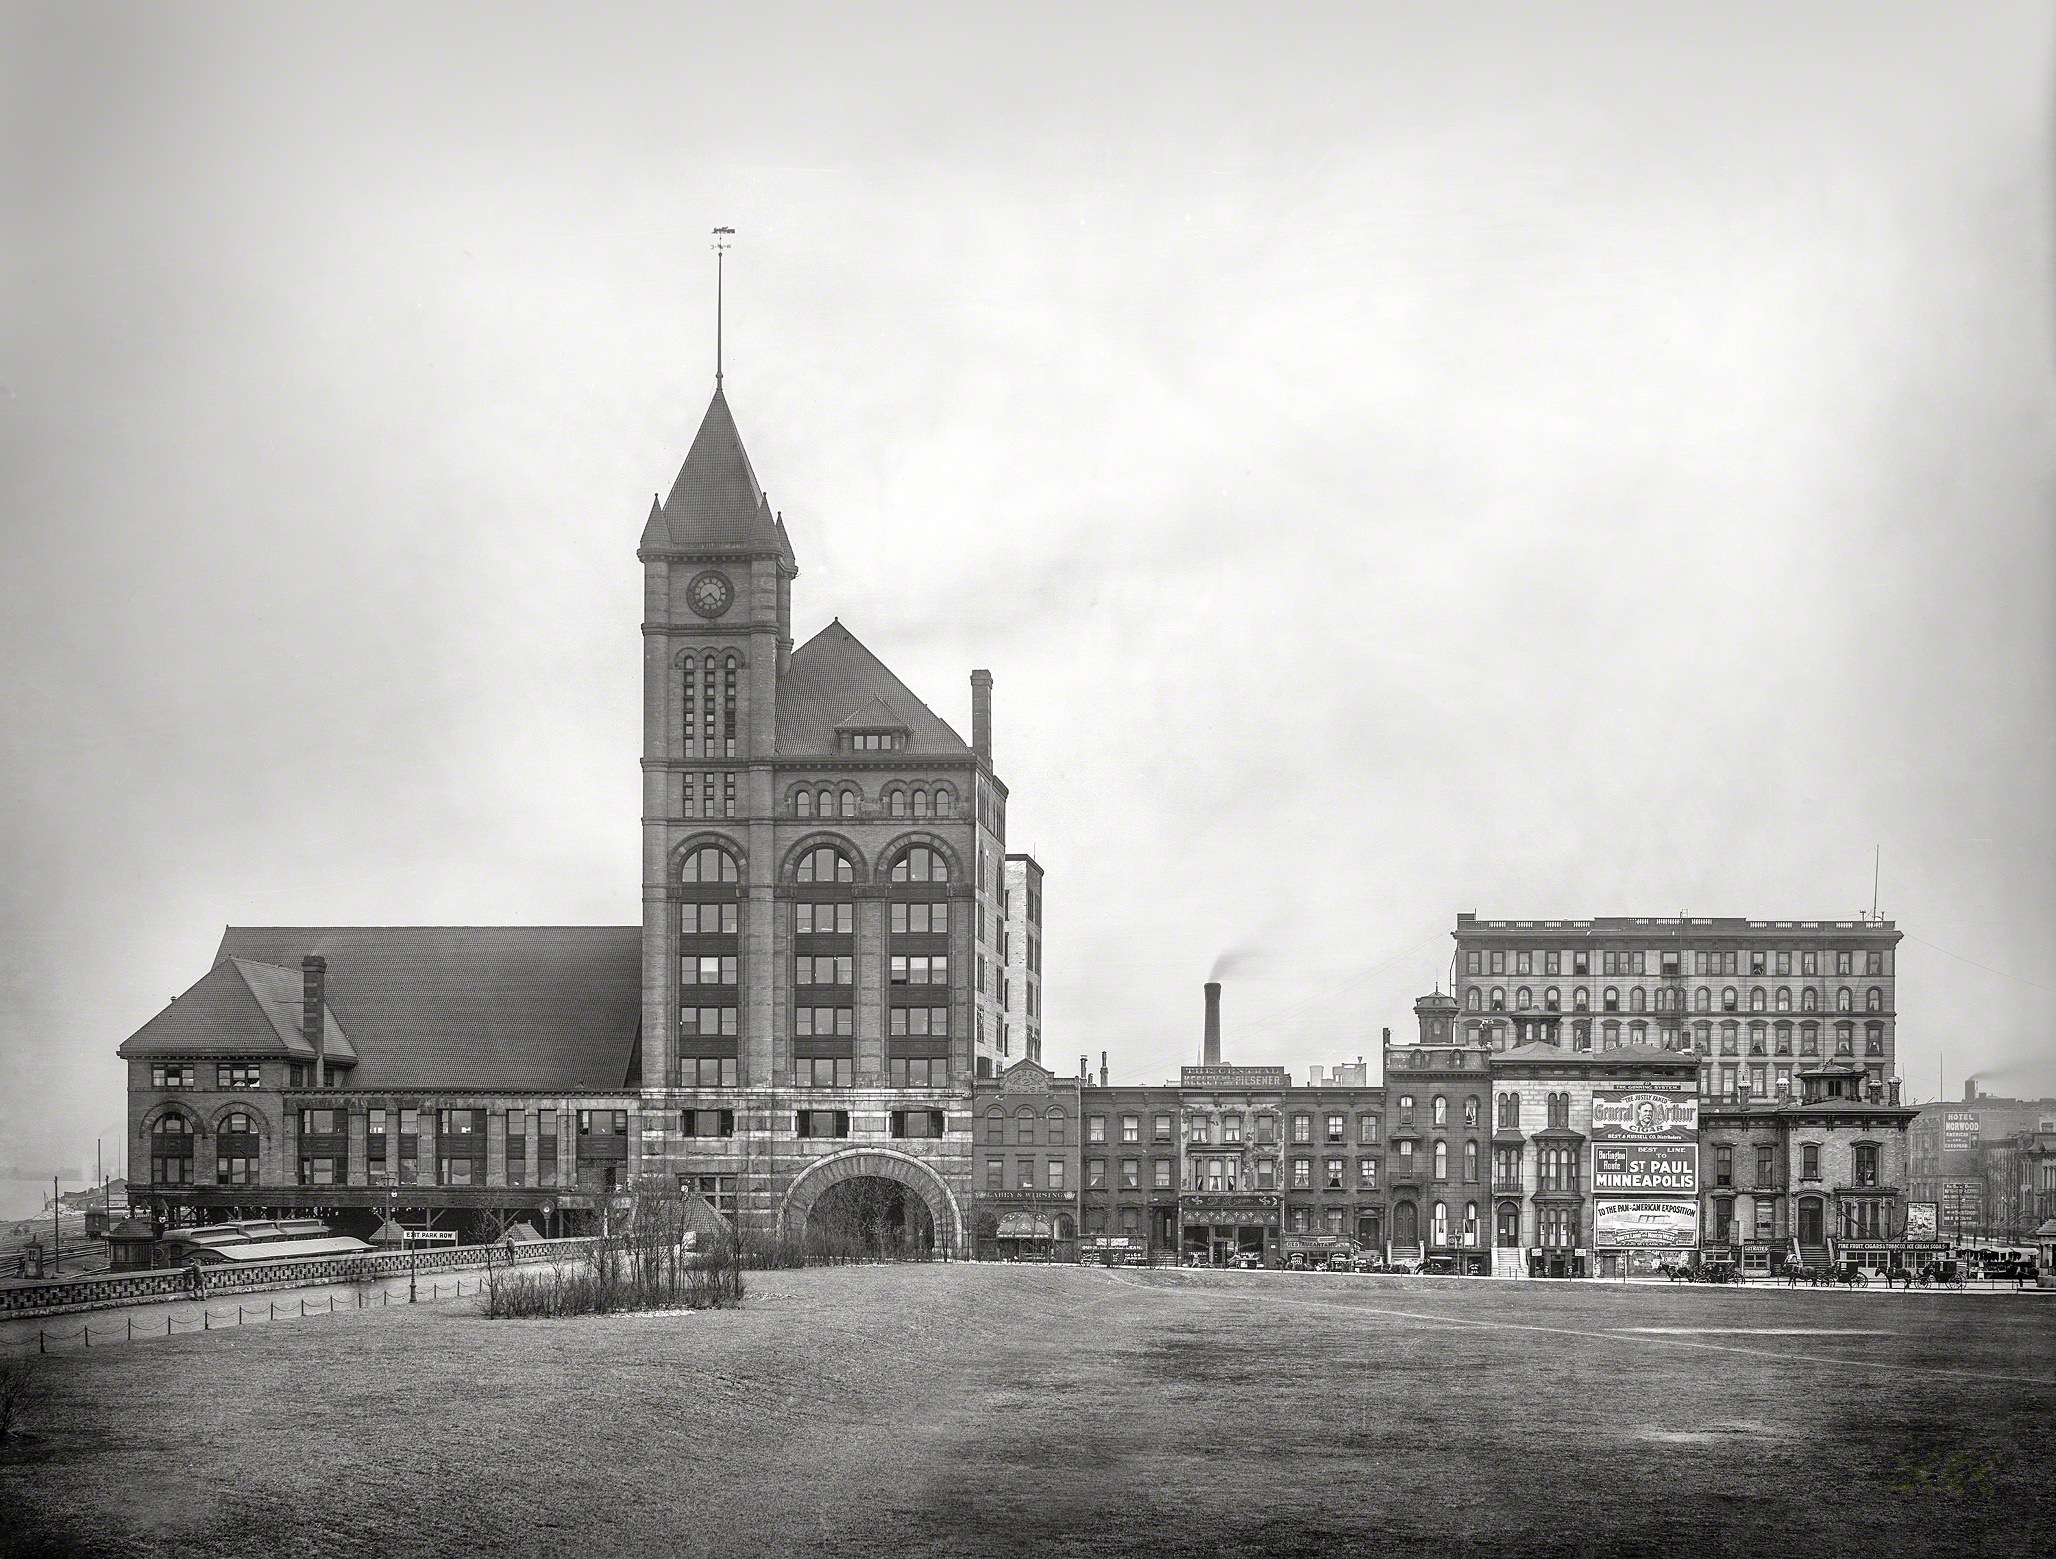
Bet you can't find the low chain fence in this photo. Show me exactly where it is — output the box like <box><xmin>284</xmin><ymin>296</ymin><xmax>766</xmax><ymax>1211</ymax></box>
<box><xmin>0</xmin><ymin>1238</ymin><xmax>602</xmax><ymax>1319</ymax></box>
<box><xmin>1</xmin><ymin>1278</ymin><xmax>499</xmax><ymax>1354</ymax></box>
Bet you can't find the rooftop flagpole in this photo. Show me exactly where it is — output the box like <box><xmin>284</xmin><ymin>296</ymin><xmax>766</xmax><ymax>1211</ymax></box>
<box><xmin>712</xmin><ymin>226</ymin><xmax>735</xmax><ymax>385</ymax></box>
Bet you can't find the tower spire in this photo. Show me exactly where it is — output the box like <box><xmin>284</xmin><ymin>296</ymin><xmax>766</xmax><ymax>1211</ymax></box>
<box><xmin>712</xmin><ymin>226</ymin><xmax>735</xmax><ymax>386</ymax></box>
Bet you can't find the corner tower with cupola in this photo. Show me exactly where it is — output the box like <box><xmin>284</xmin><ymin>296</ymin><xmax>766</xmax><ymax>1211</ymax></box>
<box><xmin>637</xmin><ymin>379</ymin><xmax>1011</xmax><ymax>1244</ymax></box>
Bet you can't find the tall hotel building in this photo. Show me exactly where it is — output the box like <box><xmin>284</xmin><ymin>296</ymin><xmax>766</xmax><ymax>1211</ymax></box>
<box><xmin>1450</xmin><ymin>914</ymin><xmax>1902</xmax><ymax>1103</ymax></box>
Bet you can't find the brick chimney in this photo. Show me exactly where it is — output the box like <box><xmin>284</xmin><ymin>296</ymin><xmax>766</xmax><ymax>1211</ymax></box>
<box><xmin>1203</xmin><ymin>982</ymin><xmax>1222</xmax><ymax>1066</ymax></box>
<box><xmin>1080</xmin><ymin>1053</ymin><xmax>1089</xmax><ymax>1081</ymax></box>
<box><xmin>302</xmin><ymin>955</ymin><xmax>327</xmax><ymax>1085</ymax></box>
<box><xmin>1099</xmin><ymin>1051</ymin><xmax>1108</xmax><ymax>1087</ymax></box>
<box><xmin>970</xmin><ymin>670</ymin><xmax>993</xmax><ymax>764</ymax></box>
<box><xmin>1965</xmin><ymin>1079</ymin><xmax>1977</xmax><ymax>1103</ymax></box>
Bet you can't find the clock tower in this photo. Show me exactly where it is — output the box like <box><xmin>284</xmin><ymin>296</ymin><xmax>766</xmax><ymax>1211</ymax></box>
<box><xmin>637</xmin><ymin>386</ymin><xmax>798</xmax><ymax>1106</ymax></box>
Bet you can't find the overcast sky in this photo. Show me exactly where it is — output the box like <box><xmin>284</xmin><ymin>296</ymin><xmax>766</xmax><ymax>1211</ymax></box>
<box><xmin>2</xmin><ymin>1</ymin><xmax>2052</xmax><ymax>1198</ymax></box>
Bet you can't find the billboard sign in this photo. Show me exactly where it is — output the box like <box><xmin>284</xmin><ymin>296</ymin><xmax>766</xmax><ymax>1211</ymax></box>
<box><xmin>1591</xmin><ymin>1092</ymin><xmax>1698</xmax><ymax>1142</ymax></box>
<box><xmin>1593</xmin><ymin>1199</ymin><xmax>1699</xmax><ymax>1249</ymax></box>
<box><xmin>1942</xmin><ymin>1111</ymin><xmax>1980</xmax><ymax>1154</ymax></box>
<box><xmin>1593</xmin><ymin>1143</ymin><xmax>1698</xmax><ymax>1193</ymax></box>
<box><xmin>1904</xmin><ymin>1202</ymin><xmax>1939</xmax><ymax>1241</ymax></box>
<box><xmin>1180</xmin><ymin>1066</ymin><xmax>1290</xmax><ymax>1089</ymax></box>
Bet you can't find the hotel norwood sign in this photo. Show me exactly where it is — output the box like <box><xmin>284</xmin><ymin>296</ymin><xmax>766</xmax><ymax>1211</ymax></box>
<box><xmin>1590</xmin><ymin>1091</ymin><xmax>1699</xmax><ymax>1142</ymax></box>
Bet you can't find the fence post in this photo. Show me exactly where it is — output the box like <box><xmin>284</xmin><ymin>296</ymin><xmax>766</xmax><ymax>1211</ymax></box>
<box><xmin>38</xmin><ymin>1330</ymin><xmax>44</xmax><ymax>1354</ymax></box>
<box><xmin>166</xmin><ymin>1316</ymin><xmax>172</xmax><ymax>1336</ymax></box>
<box><xmin>203</xmin><ymin>1310</ymin><xmax>209</xmax><ymax>1331</ymax></box>
<box><xmin>128</xmin><ymin>1318</ymin><xmax>134</xmax><ymax>1341</ymax></box>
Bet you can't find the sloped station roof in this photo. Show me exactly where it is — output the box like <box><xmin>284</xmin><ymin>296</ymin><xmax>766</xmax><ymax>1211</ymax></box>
<box><xmin>777</xmin><ymin>620</ymin><xmax>971</xmax><ymax>759</ymax></box>
<box><xmin>120</xmin><ymin>928</ymin><xmax>642</xmax><ymax>1092</ymax></box>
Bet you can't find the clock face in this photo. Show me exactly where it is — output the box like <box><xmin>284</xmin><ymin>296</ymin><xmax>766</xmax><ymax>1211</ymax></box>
<box><xmin>686</xmin><ymin>570</ymin><xmax>734</xmax><ymax>619</ymax></box>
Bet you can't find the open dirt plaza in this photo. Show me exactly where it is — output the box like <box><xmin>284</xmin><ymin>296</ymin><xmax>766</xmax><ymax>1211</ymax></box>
<box><xmin>3</xmin><ymin>1264</ymin><xmax>2052</xmax><ymax>1558</ymax></box>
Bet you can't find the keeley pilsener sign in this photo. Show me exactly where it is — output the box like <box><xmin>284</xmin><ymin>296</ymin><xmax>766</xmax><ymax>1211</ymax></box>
<box><xmin>1590</xmin><ymin>1091</ymin><xmax>1698</xmax><ymax>1142</ymax></box>
<box><xmin>1593</xmin><ymin>1143</ymin><xmax>1697</xmax><ymax>1193</ymax></box>
<box><xmin>1180</xmin><ymin>1066</ymin><xmax>1291</xmax><ymax>1089</ymax></box>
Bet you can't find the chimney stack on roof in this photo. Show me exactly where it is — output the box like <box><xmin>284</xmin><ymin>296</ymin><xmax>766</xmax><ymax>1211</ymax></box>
<box><xmin>302</xmin><ymin>955</ymin><xmax>327</xmax><ymax>1085</ymax></box>
<box><xmin>1965</xmin><ymin>1079</ymin><xmax>1978</xmax><ymax>1102</ymax></box>
<box><xmin>1203</xmin><ymin>982</ymin><xmax>1222</xmax><ymax>1066</ymax></box>
<box><xmin>971</xmin><ymin>670</ymin><xmax>993</xmax><ymax>764</ymax></box>
<box><xmin>1080</xmin><ymin>1054</ymin><xmax>1090</xmax><ymax>1081</ymax></box>
<box><xmin>1099</xmin><ymin>1051</ymin><xmax>1108</xmax><ymax>1088</ymax></box>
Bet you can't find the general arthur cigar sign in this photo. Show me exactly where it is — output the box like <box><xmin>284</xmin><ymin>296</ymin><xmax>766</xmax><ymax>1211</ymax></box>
<box><xmin>1589</xmin><ymin>1090</ymin><xmax>1698</xmax><ymax>1142</ymax></box>
<box><xmin>1592</xmin><ymin>1143</ymin><xmax>1698</xmax><ymax>1193</ymax></box>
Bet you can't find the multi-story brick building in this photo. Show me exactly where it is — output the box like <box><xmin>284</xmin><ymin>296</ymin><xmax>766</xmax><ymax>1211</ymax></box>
<box><xmin>118</xmin><ymin>372</ymin><xmax>1031</xmax><ymax>1251</ymax></box>
<box><xmin>1451</xmin><ymin>914</ymin><xmax>1903</xmax><ymax>1103</ymax></box>
<box><xmin>1907</xmin><ymin>1084</ymin><xmax>2056</xmax><ymax>1242</ymax></box>
<box><xmin>969</xmin><ymin>1058</ymin><xmax>1080</xmax><ymax>1258</ymax></box>
<box><xmin>1002</xmin><ymin>855</ymin><xmax>1044</xmax><ymax>1065</ymax></box>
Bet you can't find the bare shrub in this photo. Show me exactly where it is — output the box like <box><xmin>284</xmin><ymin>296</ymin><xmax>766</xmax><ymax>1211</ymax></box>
<box><xmin>0</xmin><ymin>1356</ymin><xmax>33</xmax><ymax>1440</ymax></box>
<box><xmin>479</xmin><ymin>1191</ymin><xmax>743</xmax><ymax>1319</ymax></box>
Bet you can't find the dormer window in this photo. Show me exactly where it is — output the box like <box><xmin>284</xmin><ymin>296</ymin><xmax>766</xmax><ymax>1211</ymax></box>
<box><xmin>847</xmin><ymin>732</ymin><xmax>902</xmax><ymax>752</ymax></box>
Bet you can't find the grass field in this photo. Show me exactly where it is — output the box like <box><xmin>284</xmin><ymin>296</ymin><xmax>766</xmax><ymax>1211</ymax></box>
<box><xmin>3</xmin><ymin>1264</ymin><xmax>2052</xmax><ymax>1557</ymax></box>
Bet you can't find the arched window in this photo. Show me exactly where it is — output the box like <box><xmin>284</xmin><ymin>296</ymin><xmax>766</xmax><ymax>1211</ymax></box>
<box><xmin>1014</xmin><ymin>1107</ymin><xmax>1036</xmax><ymax>1145</ymax></box>
<box><xmin>1802</xmin><ymin>988</ymin><xmax>1819</xmax><ymax>1012</ymax></box>
<box><xmin>220</xmin><ymin>1111</ymin><xmax>253</xmax><ymax>1134</ymax></box>
<box><xmin>1464</xmin><ymin>1200</ymin><xmax>1479</xmax><ymax>1237</ymax></box>
<box><xmin>1432</xmin><ymin>1096</ymin><xmax>1448</xmax><ymax>1127</ymax></box>
<box><xmin>795</xmin><ymin>790</ymin><xmax>814</xmax><ymax>819</ymax></box>
<box><xmin>154</xmin><ymin>1113</ymin><xmax>191</xmax><ymax>1137</ymax></box>
<box><xmin>720</xmin><ymin>654</ymin><xmax>740</xmax><ymax>757</ymax></box>
<box><xmin>1464</xmin><ymin>1141</ymin><xmax>1479</xmax><ymax>1181</ymax></box>
<box><xmin>1629</xmin><ymin>986</ymin><xmax>1646</xmax><ymax>1014</ymax></box>
<box><xmin>890</xmin><ymin>847</ymin><xmax>947</xmax><ymax>883</ymax></box>
<box><xmin>816</xmin><ymin>788</ymin><xmax>834</xmax><ymax>816</ymax></box>
<box><xmin>1748</xmin><ymin>987</ymin><xmax>1766</xmax><ymax>1013</ymax></box>
<box><xmin>984</xmin><ymin>1109</ymin><xmax>1004</xmax><ymax>1143</ymax></box>
<box><xmin>1433</xmin><ymin>1141</ymin><xmax>1451</xmax><ymax>1181</ymax></box>
<box><xmin>1722</xmin><ymin>987</ymin><xmax>1738</xmax><ymax>1012</ymax></box>
<box><xmin>1603</xmin><ymin>987</ymin><xmax>1619</xmax><ymax>1012</ymax></box>
<box><xmin>1432</xmin><ymin>1202</ymin><xmax>1450</xmax><ymax>1244</ymax></box>
<box><xmin>1466</xmin><ymin>988</ymin><xmax>1482</xmax><ymax>1011</ymax></box>
<box><xmin>680</xmin><ymin>846</ymin><xmax>738</xmax><ymax>884</ymax></box>
<box><xmin>1695</xmin><ymin>986</ymin><xmax>1711</xmax><ymax>1013</ymax></box>
<box><xmin>795</xmin><ymin>846</ymin><xmax>854</xmax><ymax>884</ymax></box>
<box><xmin>1515</xmin><ymin>986</ymin><xmax>1532</xmax><ymax>1011</ymax></box>
<box><xmin>1046</xmin><ymin>1108</ymin><xmax>1067</xmax><ymax>1146</ymax></box>
<box><xmin>1490</xmin><ymin>987</ymin><xmax>1505</xmax><ymax>1011</ymax></box>
<box><xmin>1866</xmin><ymin>987</ymin><xmax>1883</xmax><ymax>1013</ymax></box>
<box><xmin>838</xmin><ymin>790</ymin><xmax>859</xmax><ymax>819</ymax></box>
<box><xmin>1497</xmin><ymin>1092</ymin><xmax>1519</xmax><ymax>1128</ymax></box>
<box><xmin>886</xmin><ymin>790</ymin><xmax>908</xmax><ymax>819</ymax></box>
<box><xmin>1573</xmin><ymin>987</ymin><xmax>1589</xmax><ymax>1012</ymax></box>
<box><xmin>1544</xmin><ymin>986</ymin><xmax>1560</xmax><ymax>1012</ymax></box>
<box><xmin>1463</xmin><ymin>1097</ymin><xmax>1478</xmax><ymax>1127</ymax></box>
<box><xmin>911</xmin><ymin>788</ymin><xmax>931</xmax><ymax>819</ymax></box>
<box><xmin>1775</xmin><ymin>986</ymin><xmax>1792</xmax><ymax>1012</ymax></box>
<box><xmin>1837</xmin><ymin>988</ymin><xmax>1852</xmax><ymax>1013</ymax></box>
<box><xmin>933</xmin><ymin>785</ymin><xmax>955</xmax><ymax>816</ymax></box>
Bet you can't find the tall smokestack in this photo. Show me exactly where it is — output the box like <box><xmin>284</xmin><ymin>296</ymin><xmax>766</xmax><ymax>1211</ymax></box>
<box><xmin>302</xmin><ymin>955</ymin><xmax>327</xmax><ymax>1086</ymax></box>
<box><xmin>1965</xmin><ymin>1079</ymin><xmax>1976</xmax><ymax>1102</ymax></box>
<box><xmin>1099</xmin><ymin>1051</ymin><xmax>1108</xmax><ymax>1087</ymax></box>
<box><xmin>970</xmin><ymin>670</ymin><xmax>993</xmax><ymax>764</ymax></box>
<box><xmin>1203</xmin><ymin>981</ymin><xmax>1222</xmax><ymax>1066</ymax></box>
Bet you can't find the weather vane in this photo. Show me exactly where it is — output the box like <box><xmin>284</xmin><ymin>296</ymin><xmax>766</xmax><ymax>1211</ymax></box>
<box><xmin>712</xmin><ymin>227</ymin><xmax>735</xmax><ymax>385</ymax></box>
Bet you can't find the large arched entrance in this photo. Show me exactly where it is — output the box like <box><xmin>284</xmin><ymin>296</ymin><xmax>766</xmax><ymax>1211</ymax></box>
<box><xmin>780</xmin><ymin>1149</ymin><xmax>964</xmax><ymax>1255</ymax></box>
<box><xmin>1392</xmin><ymin>1199</ymin><xmax>1419</xmax><ymax>1247</ymax></box>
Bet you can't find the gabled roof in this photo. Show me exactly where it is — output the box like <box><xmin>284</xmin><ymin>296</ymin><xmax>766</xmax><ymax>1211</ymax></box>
<box><xmin>207</xmin><ymin>927</ymin><xmax>642</xmax><ymax>1091</ymax></box>
<box><xmin>117</xmin><ymin>956</ymin><xmax>356</xmax><ymax>1063</ymax></box>
<box><xmin>641</xmin><ymin>388</ymin><xmax>794</xmax><ymax>563</ymax></box>
<box><xmin>776</xmin><ymin>621</ymin><xmax>971</xmax><ymax>759</ymax></box>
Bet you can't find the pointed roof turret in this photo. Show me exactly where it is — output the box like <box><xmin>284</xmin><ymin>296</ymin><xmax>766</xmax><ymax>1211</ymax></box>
<box><xmin>641</xmin><ymin>388</ymin><xmax>795</xmax><ymax>564</ymax></box>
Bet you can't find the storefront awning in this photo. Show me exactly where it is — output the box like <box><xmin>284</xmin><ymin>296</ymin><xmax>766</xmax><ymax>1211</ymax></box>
<box><xmin>996</xmin><ymin>1212</ymin><xmax>1056</xmax><ymax>1240</ymax></box>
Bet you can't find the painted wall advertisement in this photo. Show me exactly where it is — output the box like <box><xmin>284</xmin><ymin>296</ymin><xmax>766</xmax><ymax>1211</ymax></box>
<box><xmin>1941</xmin><ymin>1111</ymin><xmax>1981</xmax><ymax>1154</ymax></box>
<box><xmin>1590</xmin><ymin>1091</ymin><xmax>1698</xmax><ymax>1142</ymax></box>
<box><xmin>1594</xmin><ymin>1199</ymin><xmax>1699</xmax><ymax>1249</ymax></box>
<box><xmin>1592</xmin><ymin>1143</ymin><xmax>1698</xmax><ymax>1193</ymax></box>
